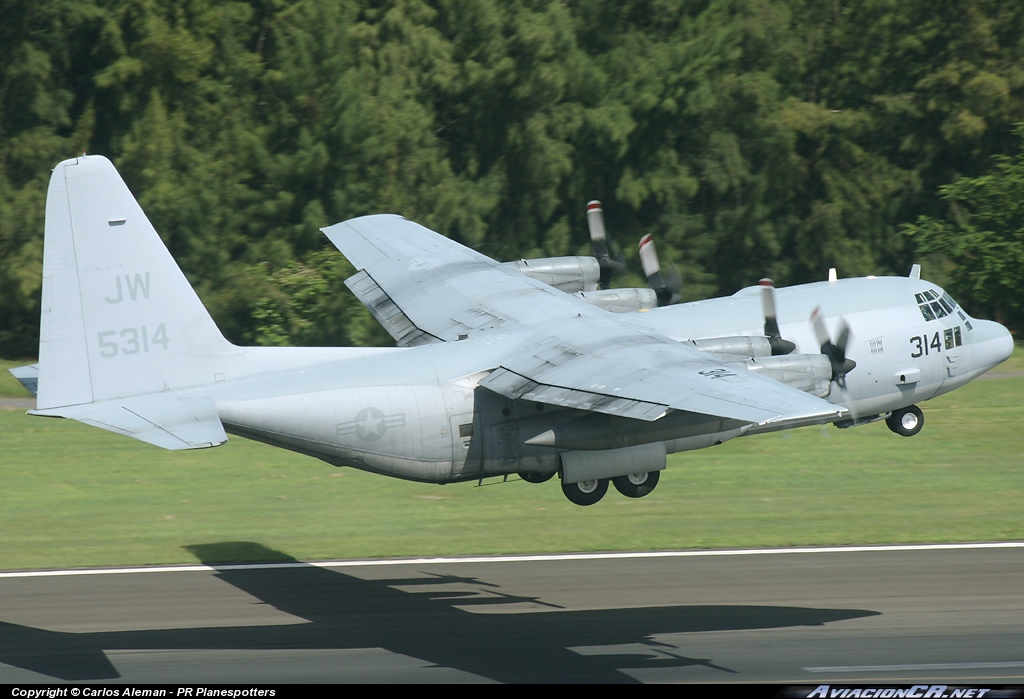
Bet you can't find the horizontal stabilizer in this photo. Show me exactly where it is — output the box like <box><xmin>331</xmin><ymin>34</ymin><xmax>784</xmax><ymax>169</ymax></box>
<box><xmin>31</xmin><ymin>393</ymin><xmax>227</xmax><ymax>450</ymax></box>
<box><xmin>9</xmin><ymin>364</ymin><xmax>39</xmax><ymax>397</ymax></box>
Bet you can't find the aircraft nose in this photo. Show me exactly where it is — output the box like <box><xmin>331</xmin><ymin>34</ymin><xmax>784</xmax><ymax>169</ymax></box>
<box><xmin>971</xmin><ymin>319</ymin><xmax>1014</xmax><ymax>372</ymax></box>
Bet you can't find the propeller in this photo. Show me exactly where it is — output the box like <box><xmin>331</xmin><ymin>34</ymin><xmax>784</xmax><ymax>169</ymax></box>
<box><xmin>638</xmin><ymin>234</ymin><xmax>681</xmax><ymax>306</ymax></box>
<box><xmin>810</xmin><ymin>306</ymin><xmax>856</xmax><ymax>388</ymax></box>
<box><xmin>758</xmin><ymin>279</ymin><xmax>795</xmax><ymax>355</ymax></box>
<box><xmin>586</xmin><ymin>201</ymin><xmax>625</xmax><ymax>289</ymax></box>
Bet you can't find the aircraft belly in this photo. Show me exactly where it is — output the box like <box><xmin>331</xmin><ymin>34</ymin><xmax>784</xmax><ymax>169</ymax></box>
<box><xmin>216</xmin><ymin>385</ymin><xmax>453</xmax><ymax>483</ymax></box>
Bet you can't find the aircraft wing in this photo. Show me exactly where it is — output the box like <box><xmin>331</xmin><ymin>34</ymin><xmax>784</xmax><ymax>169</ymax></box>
<box><xmin>479</xmin><ymin>332</ymin><xmax>842</xmax><ymax>426</ymax></box>
<box><xmin>325</xmin><ymin>215</ymin><xmax>845</xmax><ymax>427</ymax></box>
<box><xmin>323</xmin><ymin>215</ymin><xmax>573</xmax><ymax>345</ymax></box>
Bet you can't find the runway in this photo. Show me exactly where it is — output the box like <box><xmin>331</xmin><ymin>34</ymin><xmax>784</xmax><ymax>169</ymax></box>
<box><xmin>1</xmin><ymin>543</ymin><xmax>1022</xmax><ymax>684</ymax></box>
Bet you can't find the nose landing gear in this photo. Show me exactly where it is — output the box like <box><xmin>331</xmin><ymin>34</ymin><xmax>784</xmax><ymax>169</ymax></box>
<box><xmin>886</xmin><ymin>405</ymin><xmax>923</xmax><ymax>437</ymax></box>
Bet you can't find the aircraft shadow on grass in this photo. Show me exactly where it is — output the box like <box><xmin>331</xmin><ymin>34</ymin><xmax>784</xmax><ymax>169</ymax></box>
<box><xmin>0</xmin><ymin>542</ymin><xmax>880</xmax><ymax>683</ymax></box>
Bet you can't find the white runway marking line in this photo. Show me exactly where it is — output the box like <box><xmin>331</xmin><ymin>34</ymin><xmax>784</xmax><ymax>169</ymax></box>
<box><xmin>1</xmin><ymin>541</ymin><xmax>1022</xmax><ymax>579</ymax></box>
<box><xmin>806</xmin><ymin>661</ymin><xmax>1024</xmax><ymax>672</ymax></box>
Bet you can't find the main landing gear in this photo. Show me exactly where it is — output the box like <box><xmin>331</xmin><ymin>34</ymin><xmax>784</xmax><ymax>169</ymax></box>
<box><xmin>612</xmin><ymin>470</ymin><xmax>660</xmax><ymax>498</ymax></box>
<box><xmin>886</xmin><ymin>405</ymin><xmax>923</xmax><ymax>437</ymax></box>
<box><xmin>561</xmin><ymin>477</ymin><xmax>608</xmax><ymax>506</ymax></box>
<box><xmin>556</xmin><ymin>470</ymin><xmax>661</xmax><ymax>506</ymax></box>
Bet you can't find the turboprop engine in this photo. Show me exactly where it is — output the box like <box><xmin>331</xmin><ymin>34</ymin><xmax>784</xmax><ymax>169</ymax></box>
<box><xmin>501</xmin><ymin>256</ymin><xmax>601</xmax><ymax>293</ymax></box>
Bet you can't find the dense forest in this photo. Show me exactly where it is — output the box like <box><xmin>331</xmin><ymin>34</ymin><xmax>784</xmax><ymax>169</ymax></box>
<box><xmin>2</xmin><ymin>0</ymin><xmax>1023</xmax><ymax>356</ymax></box>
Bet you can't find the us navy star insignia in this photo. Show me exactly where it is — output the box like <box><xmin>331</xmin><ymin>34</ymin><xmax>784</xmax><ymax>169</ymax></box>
<box><xmin>336</xmin><ymin>407</ymin><xmax>406</xmax><ymax>442</ymax></box>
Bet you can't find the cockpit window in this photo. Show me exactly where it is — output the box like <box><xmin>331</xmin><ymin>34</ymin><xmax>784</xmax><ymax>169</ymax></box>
<box><xmin>917</xmin><ymin>288</ymin><xmax>958</xmax><ymax>321</ymax></box>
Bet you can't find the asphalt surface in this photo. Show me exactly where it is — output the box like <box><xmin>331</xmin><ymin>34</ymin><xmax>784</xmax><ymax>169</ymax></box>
<box><xmin>0</xmin><ymin>544</ymin><xmax>1021</xmax><ymax>684</ymax></box>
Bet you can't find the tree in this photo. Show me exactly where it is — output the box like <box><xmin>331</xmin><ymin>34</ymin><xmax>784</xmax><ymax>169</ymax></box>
<box><xmin>903</xmin><ymin>126</ymin><xmax>1024</xmax><ymax>329</ymax></box>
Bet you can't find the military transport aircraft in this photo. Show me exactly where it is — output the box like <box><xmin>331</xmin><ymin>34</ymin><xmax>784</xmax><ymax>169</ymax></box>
<box><xmin>11</xmin><ymin>155</ymin><xmax>1014</xmax><ymax>505</ymax></box>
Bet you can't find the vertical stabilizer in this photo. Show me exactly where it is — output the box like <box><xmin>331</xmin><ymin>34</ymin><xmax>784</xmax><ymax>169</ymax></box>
<box><xmin>36</xmin><ymin>156</ymin><xmax>235</xmax><ymax>410</ymax></box>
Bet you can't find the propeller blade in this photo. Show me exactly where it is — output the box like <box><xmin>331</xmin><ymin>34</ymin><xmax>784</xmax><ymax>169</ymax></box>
<box><xmin>639</xmin><ymin>234</ymin><xmax>673</xmax><ymax>306</ymax></box>
<box><xmin>587</xmin><ymin>200</ymin><xmax>609</xmax><ymax>258</ymax></box>
<box><xmin>586</xmin><ymin>200</ymin><xmax>623</xmax><ymax>289</ymax></box>
<box><xmin>638</xmin><ymin>234</ymin><xmax>660</xmax><ymax>278</ymax></box>
<box><xmin>810</xmin><ymin>306</ymin><xmax>856</xmax><ymax>386</ymax></box>
<box><xmin>810</xmin><ymin>306</ymin><xmax>830</xmax><ymax>347</ymax></box>
<box><xmin>760</xmin><ymin>279</ymin><xmax>795</xmax><ymax>355</ymax></box>
<box><xmin>836</xmin><ymin>321</ymin><xmax>851</xmax><ymax>356</ymax></box>
<box><xmin>664</xmin><ymin>263</ymin><xmax>683</xmax><ymax>303</ymax></box>
<box><xmin>760</xmin><ymin>278</ymin><xmax>780</xmax><ymax>337</ymax></box>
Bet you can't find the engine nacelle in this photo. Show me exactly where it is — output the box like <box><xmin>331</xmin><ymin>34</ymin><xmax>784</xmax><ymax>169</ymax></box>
<box><xmin>574</xmin><ymin>287</ymin><xmax>659</xmax><ymax>313</ymax></box>
<box><xmin>690</xmin><ymin>334</ymin><xmax>796</xmax><ymax>357</ymax></box>
<box><xmin>502</xmin><ymin>256</ymin><xmax>601</xmax><ymax>293</ymax></box>
<box><xmin>735</xmin><ymin>354</ymin><xmax>834</xmax><ymax>397</ymax></box>
<box><xmin>690</xmin><ymin>335</ymin><xmax>776</xmax><ymax>358</ymax></box>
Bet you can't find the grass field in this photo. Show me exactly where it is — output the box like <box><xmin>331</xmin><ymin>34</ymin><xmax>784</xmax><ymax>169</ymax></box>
<box><xmin>1</xmin><ymin>349</ymin><xmax>1021</xmax><ymax>571</ymax></box>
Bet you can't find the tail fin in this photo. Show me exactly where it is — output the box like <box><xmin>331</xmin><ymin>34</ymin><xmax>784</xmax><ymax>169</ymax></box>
<box><xmin>36</xmin><ymin>155</ymin><xmax>234</xmax><ymax>411</ymax></box>
<box><xmin>28</xmin><ymin>155</ymin><xmax>230</xmax><ymax>449</ymax></box>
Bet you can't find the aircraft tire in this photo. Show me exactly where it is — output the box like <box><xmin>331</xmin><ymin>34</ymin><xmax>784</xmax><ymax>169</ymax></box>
<box><xmin>520</xmin><ymin>471</ymin><xmax>555</xmax><ymax>484</ymax></box>
<box><xmin>561</xmin><ymin>478</ymin><xmax>608</xmax><ymax>506</ymax></box>
<box><xmin>612</xmin><ymin>470</ymin><xmax>660</xmax><ymax>498</ymax></box>
<box><xmin>886</xmin><ymin>405</ymin><xmax>923</xmax><ymax>437</ymax></box>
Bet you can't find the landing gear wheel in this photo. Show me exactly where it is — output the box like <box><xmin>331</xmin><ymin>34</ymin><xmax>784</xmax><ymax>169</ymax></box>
<box><xmin>520</xmin><ymin>471</ymin><xmax>554</xmax><ymax>484</ymax></box>
<box><xmin>612</xmin><ymin>470</ymin><xmax>660</xmax><ymax>498</ymax></box>
<box><xmin>561</xmin><ymin>478</ymin><xmax>608</xmax><ymax>506</ymax></box>
<box><xmin>886</xmin><ymin>405</ymin><xmax>923</xmax><ymax>437</ymax></box>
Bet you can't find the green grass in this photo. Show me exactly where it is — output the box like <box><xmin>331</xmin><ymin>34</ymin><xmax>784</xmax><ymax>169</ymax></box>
<box><xmin>1</xmin><ymin>360</ymin><xmax>1021</xmax><ymax>571</ymax></box>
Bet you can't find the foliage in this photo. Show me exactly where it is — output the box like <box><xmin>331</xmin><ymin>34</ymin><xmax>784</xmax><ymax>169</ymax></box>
<box><xmin>904</xmin><ymin>127</ymin><xmax>1024</xmax><ymax>327</ymax></box>
<box><xmin>2</xmin><ymin>0</ymin><xmax>1024</xmax><ymax>352</ymax></box>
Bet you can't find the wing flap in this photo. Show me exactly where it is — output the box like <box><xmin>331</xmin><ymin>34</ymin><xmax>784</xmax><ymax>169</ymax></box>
<box><xmin>344</xmin><ymin>270</ymin><xmax>442</xmax><ymax>347</ymax></box>
<box><xmin>482</xmin><ymin>367</ymin><xmax>669</xmax><ymax>421</ymax></box>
